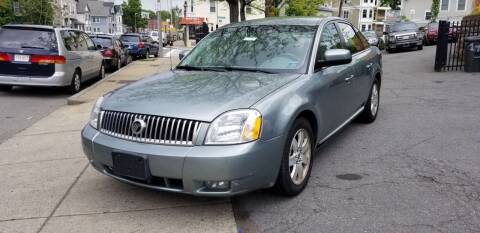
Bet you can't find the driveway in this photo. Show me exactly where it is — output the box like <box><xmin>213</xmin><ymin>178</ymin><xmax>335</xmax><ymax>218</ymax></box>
<box><xmin>233</xmin><ymin>46</ymin><xmax>480</xmax><ymax>233</ymax></box>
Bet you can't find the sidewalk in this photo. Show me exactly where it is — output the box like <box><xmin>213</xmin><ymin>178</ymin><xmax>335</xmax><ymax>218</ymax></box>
<box><xmin>0</xmin><ymin>57</ymin><xmax>237</xmax><ymax>233</ymax></box>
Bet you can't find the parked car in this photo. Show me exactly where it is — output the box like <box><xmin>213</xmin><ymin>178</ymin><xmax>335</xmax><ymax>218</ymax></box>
<box><xmin>91</xmin><ymin>34</ymin><xmax>130</xmax><ymax>71</ymax></box>
<box><xmin>149</xmin><ymin>31</ymin><xmax>160</xmax><ymax>43</ymax></box>
<box><xmin>422</xmin><ymin>22</ymin><xmax>439</xmax><ymax>45</ymax></box>
<box><xmin>362</xmin><ymin>30</ymin><xmax>385</xmax><ymax>50</ymax></box>
<box><xmin>0</xmin><ymin>25</ymin><xmax>105</xmax><ymax>93</ymax></box>
<box><xmin>119</xmin><ymin>33</ymin><xmax>159</xmax><ymax>59</ymax></box>
<box><xmin>384</xmin><ymin>21</ymin><xmax>423</xmax><ymax>53</ymax></box>
<box><xmin>82</xmin><ymin>17</ymin><xmax>382</xmax><ymax>197</ymax></box>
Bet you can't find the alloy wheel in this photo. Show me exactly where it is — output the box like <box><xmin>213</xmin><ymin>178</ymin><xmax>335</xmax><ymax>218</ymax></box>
<box><xmin>288</xmin><ymin>129</ymin><xmax>312</xmax><ymax>185</ymax></box>
<box><xmin>370</xmin><ymin>83</ymin><xmax>379</xmax><ymax>116</ymax></box>
<box><xmin>74</xmin><ymin>74</ymin><xmax>81</xmax><ymax>92</ymax></box>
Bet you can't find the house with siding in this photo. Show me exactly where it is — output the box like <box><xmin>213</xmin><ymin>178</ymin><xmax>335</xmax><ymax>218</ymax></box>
<box><xmin>76</xmin><ymin>0</ymin><xmax>123</xmax><ymax>34</ymax></box>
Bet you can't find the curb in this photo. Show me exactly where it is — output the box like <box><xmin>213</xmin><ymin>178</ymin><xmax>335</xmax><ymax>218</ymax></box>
<box><xmin>66</xmin><ymin>61</ymin><xmax>136</xmax><ymax>106</ymax></box>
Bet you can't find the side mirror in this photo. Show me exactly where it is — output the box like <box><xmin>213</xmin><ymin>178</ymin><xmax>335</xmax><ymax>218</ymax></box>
<box><xmin>179</xmin><ymin>50</ymin><xmax>190</xmax><ymax>60</ymax></box>
<box><xmin>318</xmin><ymin>49</ymin><xmax>352</xmax><ymax>67</ymax></box>
<box><xmin>383</xmin><ymin>31</ymin><xmax>389</xmax><ymax>36</ymax></box>
<box><xmin>96</xmin><ymin>44</ymin><xmax>102</xmax><ymax>50</ymax></box>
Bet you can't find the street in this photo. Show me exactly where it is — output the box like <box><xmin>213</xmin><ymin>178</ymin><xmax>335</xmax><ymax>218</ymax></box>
<box><xmin>1</xmin><ymin>46</ymin><xmax>479</xmax><ymax>233</ymax></box>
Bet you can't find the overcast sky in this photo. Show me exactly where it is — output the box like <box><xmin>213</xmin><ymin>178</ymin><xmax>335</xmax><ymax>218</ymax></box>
<box><xmin>114</xmin><ymin>0</ymin><xmax>185</xmax><ymax>11</ymax></box>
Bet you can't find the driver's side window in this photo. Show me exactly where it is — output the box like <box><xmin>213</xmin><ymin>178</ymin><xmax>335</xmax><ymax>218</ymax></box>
<box><xmin>315</xmin><ymin>23</ymin><xmax>342</xmax><ymax>70</ymax></box>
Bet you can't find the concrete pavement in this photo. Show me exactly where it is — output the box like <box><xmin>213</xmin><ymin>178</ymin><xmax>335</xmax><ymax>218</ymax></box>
<box><xmin>0</xmin><ymin>55</ymin><xmax>237</xmax><ymax>233</ymax></box>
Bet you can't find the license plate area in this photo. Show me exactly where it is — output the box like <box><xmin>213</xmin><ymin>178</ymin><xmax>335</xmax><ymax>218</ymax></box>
<box><xmin>112</xmin><ymin>153</ymin><xmax>150</xmax><ymax>181</ymax></box>
<box><xmin>14</xmin><ymin>54</ymin><xmax>30</xmax><ymax>63</ymax></box>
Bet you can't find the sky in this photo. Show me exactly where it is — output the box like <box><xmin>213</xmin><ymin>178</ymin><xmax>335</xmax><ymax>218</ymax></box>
<box><xmin>114</xmin><ymin>0</ymin><xmax>185</xmax><ymax>11</ymax></box>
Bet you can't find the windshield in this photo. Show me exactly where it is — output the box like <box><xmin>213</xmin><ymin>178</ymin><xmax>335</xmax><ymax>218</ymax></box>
<box><xmin>178</xmin><ymin>25</ymin><xmax>318</xmax><ymax>74</ymax></box>
<box><xmin>92</xmin><ymin>37</ymin><xmax>112</xmax><ymax>48</ymax></box>
<box><xmin>151</xmin><ymin>32</ymin><xmax>158</xmax><ymax>37</ymax></box>
<box><xmin>120</xmin><ymin>35</ymin><xmax>140</xmax><ymax>43</ymax></box>
<box><xmin>389</xmin><ymin>23</ymin><xmax>418</xmax><ymax>33</ymax></box>
<box><xmin>0</xmin><ymin>27</ymin><xmax>57</xmax><ymax>50</ymax></box>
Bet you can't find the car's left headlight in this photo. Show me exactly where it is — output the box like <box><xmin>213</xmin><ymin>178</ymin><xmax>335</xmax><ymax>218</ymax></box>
<box><xmin>89</xmin><ymin>96</ymin><xmax>104</xmax><ymax>129</ymax></box>
<box><xmin>205</xmin><ymin>109</ymin><xmax>262</xmax><ymax>145</ymax></box>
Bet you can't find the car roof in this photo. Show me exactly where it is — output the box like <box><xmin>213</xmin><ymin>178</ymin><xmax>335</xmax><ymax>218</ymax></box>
<box><xmin>91</xmin><ymin>34</ymin><xmax>113</xmax><ymax>38</ymax></box>
<box><xmin>121</xmin><ymin>33</ymin><xmax>141</xmax><ymax>36</ymax></box>
<box><xmin>3</xmin><ymin>24</ymin><xmax>55</xmax><ymax>30</ymax></box>
<box><xmin>223</xmin><ymin>17</ymin><xmax>344</xmax><ymax>28</ymax></box>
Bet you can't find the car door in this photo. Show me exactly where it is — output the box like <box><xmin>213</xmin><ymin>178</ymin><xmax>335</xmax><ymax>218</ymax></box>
<box><xmin>146</xmin><ymin>36</ymin><xmax>158</xmax><ymax>54</ymax></box>
<box><xmin>336</xmin><ymin>22</ymin><xmax>371</xmax><ymax>114</ymax></box>
<box><xmin>311</xmin><ymin>22</ymin><xmax>357</xmax><ymax>137</ymax></box>
<box><xmin>71</xmin><ymin>31</ymin><xmax>93</xmax><ymax>77</ymax></box>
<box><xmin>83</xmin><ymin>32</ymin><xmax>102</xmax><ymax>79</ymax></box>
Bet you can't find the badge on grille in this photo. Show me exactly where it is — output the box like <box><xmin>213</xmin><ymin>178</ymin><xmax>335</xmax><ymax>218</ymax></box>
<box><xmin>131</xmin><ymin>119</ymin><xmax>146</xmax><ymax>135</ymax></box>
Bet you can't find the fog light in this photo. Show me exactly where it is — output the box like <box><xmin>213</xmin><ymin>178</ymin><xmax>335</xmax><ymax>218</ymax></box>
<box><xmin>204</xmin><ymin>180</ymin><xmax>230</xmax><ymax>191</ymax></box>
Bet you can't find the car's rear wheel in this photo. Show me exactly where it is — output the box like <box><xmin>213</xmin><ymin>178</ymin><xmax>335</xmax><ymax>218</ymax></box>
<box><xmin>418</xmin><ymin>45</ymin><xmax>423</xmax><ymax>50</ymax></box>
<box><xmin>0</xmin><ymin>85</ymin><xmax>13</xmax><ymax>92</ymax></box>
<box><xmin>98</xmin><ymin>64</ymin><xmax>105</xmax><ymax>79</ymax></box>
<box><xmin>358</xmin><ymin>79</ymin><xmax>380</xmax><ymax>123</ymax></box>
<box><xmin>68</xmin><ymin>71</ymin><xmax>82</xmax><ymax>94</ymax></box>
<box><xmin>144</xmin><ymin>50</ymin><xmax>150</xmax><ymax>59</ymax></box>
<box><xmin>274</xmin><ymin>118</ymin><xmax>314</xmax><ymax>196</ymax></box>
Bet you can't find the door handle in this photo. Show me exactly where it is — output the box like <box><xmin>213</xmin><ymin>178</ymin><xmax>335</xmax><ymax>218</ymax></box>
<box><xmin>366</xmin><ymin>63</ymin><xmax>373</xmax><ymax>69</ymax></box>
<box><xmin>345</xmin><ymin>75</ymin><xmax>354</xmax><ymax>82</ymax></box>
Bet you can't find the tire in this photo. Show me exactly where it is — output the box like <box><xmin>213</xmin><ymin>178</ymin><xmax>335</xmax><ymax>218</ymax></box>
<box><xmin>274</xmin><ymin>118</ymin><xmax>314</xmax><ymax>196</ymax></box>
<box><xmin>143</xmin><ymin>50</ymin><xmax>150</xmax><ymax>59</ymax></box>
<box><xmin>116</xmin><ymin>58</ymin><xmax>122</xmax><ymax>71</ymax></box>
<box><xmin>154</xmin><ymin>50</ymin><xmax>159</xmax><ymax>58</ymax></box>
<box><xmin>358</xmin><ymin>79</ymin><xmax>380</xmax><ymax>123</ymax></box>
<box><xmin>417</xmin><ymin>45</ymin><xmax>423</xmax><ymax>50</ymax></box>
<box><xmin>98</xmin><ymin>63</ymin><xmax>106</xmax><ymax>80</ymax></box>
<box><xmin>68</xmin><ymin>71</ymin><xmax>82</xmax><ymax>94</ymax></box>
<box><xmin>0</xmin><ymin>85</ymin><xmax>13</xmax><ymax>92</ymax></box>
<box><xmin>386</xmin><ymin>48</ymin><xmax>394</xmax><ymax>53</ymax></box>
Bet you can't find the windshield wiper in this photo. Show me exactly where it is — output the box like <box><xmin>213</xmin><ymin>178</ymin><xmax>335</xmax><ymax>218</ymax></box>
<box><xmin>222</xmin><ymin>66</ymin><xmax>276</xmax><ymax>74</ymax></box>
<box><xmin>176</xmin><ymin>65</ymin><xmax>227</xmax><ymax>72</ymax></box>
<box><xmin>21</xmin><ymin>45</ymin><xmax>47</xmax><ymax>50</ymax></box>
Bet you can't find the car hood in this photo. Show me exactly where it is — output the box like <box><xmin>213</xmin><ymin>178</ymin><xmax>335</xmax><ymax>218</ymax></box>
<box><xmin>102</xmin><ymin>70</ymin><xmax>301</xmax><ymax>122</ymax></box>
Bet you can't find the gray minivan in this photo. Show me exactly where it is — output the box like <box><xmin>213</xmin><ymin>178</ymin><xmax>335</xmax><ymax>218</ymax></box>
<box><xmin>0</xmin><ymin>25</ymin><xmax>105</xmax><ymax>93</ymax></box>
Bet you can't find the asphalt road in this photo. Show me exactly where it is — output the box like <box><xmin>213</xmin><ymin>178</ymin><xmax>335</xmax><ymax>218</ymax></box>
<box><xmin>233</xmin><ymin>46</ymin><xmax>480</xmax><ymax>233</ymax></box>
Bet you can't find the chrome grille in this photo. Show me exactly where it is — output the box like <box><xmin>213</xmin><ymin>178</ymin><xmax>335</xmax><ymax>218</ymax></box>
<box><xmin>99</xmin><ymin>110</ymin><xmax>202</xmax><ymax>146</ymax></box>
<box><xmin>396</xmin><ymin>34</ymin><xmax>415</xmax><ymax>42</ymax></box>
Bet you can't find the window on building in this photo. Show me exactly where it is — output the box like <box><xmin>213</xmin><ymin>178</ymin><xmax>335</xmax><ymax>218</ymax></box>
<box><xmin>457</xmin><ymin>0</ymin><xmax>466</xmax><ymax>11</ymax></box>
<box><xmin>93</xmin><ymin>17</ymin><xmax>100</xmax><ymax>23</ymax></box>
<box><xmin>362</xmin><ymin>9</ymin><xmax>367</xmax><ymax>18</ymax></box>
<box><xmin>364</xmin><ymin>0</ymin><xmax>368</xmax><ymax>3</ymax></box>
<box><xmin>425</xmin><ymin>11</ymin><xmax>432</xmax><ymax>20</ymax></box>
<box><xmin>369</xmin><ymin>9</ymin><xmax>373</xmax><ymax>18</ymax></box>
<box><xmin>368</xmin><ymin>24</ymin><xmax>372</xmax><ymax>30</ymax></box>
<box><xmin>361</xmin><ymin>24</ymin><xmax>366</xmax><ymax>31</ymax></box>
<box><xmin>210</xmin><ymin>0</ymin><xmax>215</xmax><ymax>12</ymax></box>
<box><xmin>343</xmin><ymin>10</ymin><xmax>349</xmax><ymax>18</ymax></box>
<box><xmin>191</xmin><ymin>0</ymin><xmax>194</xmax><ymax>12</ymax></box>
<box><xmin>441</xmin><ymin>0</ymin><xmax>449</xmax><ymax>11</ymax></box>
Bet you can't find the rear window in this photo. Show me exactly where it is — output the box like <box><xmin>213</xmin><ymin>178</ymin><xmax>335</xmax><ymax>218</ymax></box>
<box><xmin>0</xmin><ymin>27</ymin><xmax>58</xmax><ymax>50</ymax></box>
<box><xmin>120</xmin><ymin>35</ymin><xmax>140</xmax><ymax>43</ymax></box>
<box><xmin>92</xmin><ymin>37</ymin><xmax>112</xmax><ymax>48</ymax></box>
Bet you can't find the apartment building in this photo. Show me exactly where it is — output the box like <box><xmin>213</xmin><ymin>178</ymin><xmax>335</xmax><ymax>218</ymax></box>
<box><xmin>181</xmin><ymin>0</ymin><xmax>265</xmax><ymax>31</ymax></box>
<box><xmin>400</xmin><ymin>0</ymin><xmax>474</xmax><ymax>25</ymax></box>
<box><xmin>53</xmin><ymin>0</ymin><xmax>79</xmax><ymax>27</ymax></box>
<box><xmin>76</xmin><ymin>0</ymin><xmax>123</xmax><ymax>34</ymax></box>
<box><xmin>333</xmin><ymin>0</ymin><xmax>388</xmax><ymax>32</ymax></box>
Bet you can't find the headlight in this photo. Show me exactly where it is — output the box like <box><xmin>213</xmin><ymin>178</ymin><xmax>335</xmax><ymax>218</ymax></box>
<box><xmin>389</xmin><ymin>36</ymin><xmax>396</xmax><ymax>42</ymax></box>
<box><xmin>89</xmin><ymin>96</ymin><xmax>104</xmax><ymax>129</ymax></box>
<box><xmin>205</xmin><ymin>109</ymin><xmax>262</xmax><ymax>145</ymax></box>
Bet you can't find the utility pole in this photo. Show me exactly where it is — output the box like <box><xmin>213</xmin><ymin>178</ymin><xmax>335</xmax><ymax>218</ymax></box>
<box><xmin>158</xmin><ymin>0</ymin><xmax>164</xmax><ymax>57</ymax></box>
<box><xmin>183</xmin><ymin>0</ymin><xmax>189</xmax><ymax>47</ymax></box>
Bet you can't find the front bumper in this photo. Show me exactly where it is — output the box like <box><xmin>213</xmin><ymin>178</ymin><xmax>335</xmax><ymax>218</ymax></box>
<box><xmin>81</xmin><ymin>124</ymin><xmax>285</xmax><ymax>197</ymax></box>
<box><xmin>128</xmin><ymin>48</ymin><xmax>146</xmax><ymax>56</ymax></box>
<box><xmin>0</xmin><ymin>71</ymin><xmax>69</xmax><ymax>87</ymax></box>
<box><xmin>388</xmin><ymin>39</ymin><xmax>422</xmax><ymax>49</ymax></box>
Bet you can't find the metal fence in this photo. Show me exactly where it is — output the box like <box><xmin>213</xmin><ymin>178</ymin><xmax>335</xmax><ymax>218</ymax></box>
<box><xmin>434</xmin><ymin>18</ymin><xmax>480</xmax><ymax>72</ymax></box>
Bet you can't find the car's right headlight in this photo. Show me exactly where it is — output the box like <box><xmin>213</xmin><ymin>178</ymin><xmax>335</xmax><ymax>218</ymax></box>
<box><xmin>205</xmin><ymin>109</ymin><xmax>262</xmax><ymax>145</ymax></box>
<box><xmin>89</xmin><ymin>96</ymin><xmax>104</xmax><ymax>129</ymax></box>
<box><xmin>389</xmin><ymin>36</ymin><xmax>396</xmax><ymax>42</ymax></box>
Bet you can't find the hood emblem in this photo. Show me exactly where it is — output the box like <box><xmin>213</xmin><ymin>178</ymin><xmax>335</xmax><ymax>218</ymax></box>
<box><xmin>131</xmin><ymin>119</ymin><xmax>146</xmax><ymax>135</ymax></box>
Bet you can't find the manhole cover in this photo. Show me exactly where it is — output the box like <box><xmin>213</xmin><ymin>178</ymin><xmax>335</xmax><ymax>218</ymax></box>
<box><xmin>336</xmin><ymin>173</ymin><xmax>362</xmax><ymax>181</ymax></box>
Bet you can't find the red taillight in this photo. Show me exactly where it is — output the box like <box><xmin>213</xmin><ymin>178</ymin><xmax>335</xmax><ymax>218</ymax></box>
<box><xmin>31</xmin><ymin>55</ymin><xmax>66</xmax><ymax>64</ymax></box>
<box><xmin>138</xmin><ymin>43</ymin><xmax>145</xmax><ymax>48</ymax></box>
<box><xmin>102</xmin><ymin>49</ymin><xmax>113</xmax><ymax>57</ymax></box>
<box><xmin>0</xmin><ymin>52</ymin><xmax>11</xmax><ymax>62</ymax></box>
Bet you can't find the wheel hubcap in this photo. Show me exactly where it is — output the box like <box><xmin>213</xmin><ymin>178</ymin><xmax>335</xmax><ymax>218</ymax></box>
<box><xmin>74</xmin><ymin>75</ymin><xmax>80</xmax><ymax>91</ymax></box>
<box><xmin>370</xmin><ymin>83</ymin><xmax>379</xmax><ymax>115</ymax></box>
<box><xmin>288</xmin><ymin>129</ymin><xmax>311</xmax><ymax>185</ymax></box>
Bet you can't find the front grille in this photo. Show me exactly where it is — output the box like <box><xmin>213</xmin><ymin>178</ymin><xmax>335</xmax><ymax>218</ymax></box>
<box><xmin>100</xmin><ymin>110</ymin><xmax>202</xmax><ymax>146</ymax></box>
<box><xmin>396</xmin><ymin>34</ymin><xmax>416</xmax><ymax>42</ymax></box>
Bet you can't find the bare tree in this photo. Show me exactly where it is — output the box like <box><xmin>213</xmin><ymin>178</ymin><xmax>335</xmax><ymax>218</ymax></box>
<box><xmin>240</xmin><ymin>0</ymin><xmax>255</xmax><ymax>21</ymax></box>
<box><xmin>226</xmin><ymin>0</ymin><xmax>240</xmax><ymax>23</ymax></box>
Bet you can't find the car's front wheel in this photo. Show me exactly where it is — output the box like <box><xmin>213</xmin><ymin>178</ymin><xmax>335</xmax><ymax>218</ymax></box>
<box><xmin>358</xmin><ymin>79</ymin><xmax>380</xmax><ymax>123</ymax></box>
<box><xmin>98</xmin><ymin>64</ymin><xmax>105</xmax><ymax>79</ymax></box>
<box><xmin>274</xmin><ymin>118</ymin><xmax>314</xmax><ymax>196</ymax></box>
<box><xmin>68</xmin><ymin>71</ymin><xmax>82</xmax><ymax>94</ymax></box>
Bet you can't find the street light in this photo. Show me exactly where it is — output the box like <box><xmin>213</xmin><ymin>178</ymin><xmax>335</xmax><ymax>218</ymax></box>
<box><xmin>134</xmin><ymin>12</ymin><xmax>140</xmax><ymax>33</ymax></box>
